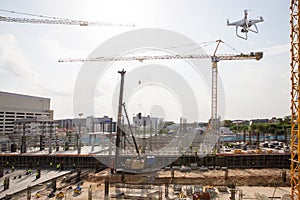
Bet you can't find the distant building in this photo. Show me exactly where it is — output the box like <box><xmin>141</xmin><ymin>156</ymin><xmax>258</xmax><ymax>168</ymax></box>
<box><xmin>11</xmin><ymin>116</ymin><xmax>57</xmax><ymax>153</ymax></box>
<box><xmin>0</xmin><ymin>91</ymin><xmax>53</xmax><ymax>135</ymax></box>
<box><xmin>249</xmin><ymin>119</ymin><xmax>269</xmax><ymax>125</ymax></box>
<box><xmin>56</xmin><ymin>115</ymin><xmax>116</xmax><ymax>133</ymax></box>
<box><xmin>232</xmin><ymin>120</ymin><xmax>249</xmax><ymax>125</ymax></box>
<box><xmin>133</xmin><ymin>115</ymin><xmax>164</xmax><ymax>132</ymax></box>
<box><xmin>14</xmin><ymin>116</ymin><xmax>57</xmax><ymax>136</ymax></box>
<box><xmin>269</xmin><ymin>117</ymin><xmax>280</xmax><ymax>124</ymax></box>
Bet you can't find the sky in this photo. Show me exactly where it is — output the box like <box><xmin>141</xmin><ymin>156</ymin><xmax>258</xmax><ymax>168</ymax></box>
<box><xmin>0</xmin><ymin>0</ymin><xmax>290</xmax><ymax>122</ymax></box>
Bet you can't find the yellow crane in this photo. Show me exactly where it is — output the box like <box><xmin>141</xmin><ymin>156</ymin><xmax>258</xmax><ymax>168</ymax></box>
<box><xmin>291</xmin><ymin>0</ymin><xmax>300</xmax><ymax>198</ymax></box>
<box><xmin>59</xmin><ymin>40</ymin><xmax>263</xmax><ymax>132</ymax></box>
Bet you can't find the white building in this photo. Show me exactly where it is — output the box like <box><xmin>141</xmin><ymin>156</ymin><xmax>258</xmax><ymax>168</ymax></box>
<box><xmin>0</xmin><ymin>91</ymin><xmax>52</xmax><ymax>135</ymax></box>
<box><xmin>56</xmin><ymin>115</ymin><xmax>116</xmax><ymax>133</ymax></box>
<box><xmin>133</xmin><ymin>115</ymin><xmax>164</xmax><ymax>132</ymax></box>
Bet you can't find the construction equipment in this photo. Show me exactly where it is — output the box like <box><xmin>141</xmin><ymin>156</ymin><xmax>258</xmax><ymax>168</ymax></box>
<box><xmin>123</xmin><ymin>103</ymin><xmax>141</xmax><ymax>157</ymax></box>
<box><xmin>123</xmin><ymin>103</ymin><xmax>144</xmax><ymax>170</ymax></box>
<box><xmin>74</xmin><ymin>184</ymin><xmax>82</xmax><ymax>194</ymax></box>
<box><xmin>290</xmin><ymin>0</ymin><xmax>300</xmax><ymax>199</ymax></box>
<box><xmin>0</xmin><ymin>9</ymin><xmax>134</xmax><ymax>27</ymax></box>
<box><xmin>56</xmin><ymin>191</ymin><xmax>65</xmax><ymax>198</ymax></box>
<box><xmin>115</xmin><ymin>69</ymin><xmax>126</xmax><ymax>170</ymax></box>
<box><xmin>35</xmin><ymin>191</ymin><xmax>42</xmax><ymax>198</ymax></box>
<box><xmin>114</xmin><ymin>70</ymin><xmax>144</xmax><ymax>171</ymax></box>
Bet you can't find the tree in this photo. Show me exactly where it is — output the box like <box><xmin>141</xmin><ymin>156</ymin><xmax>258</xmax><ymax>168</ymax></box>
<box><xmin>241</xmin><ymin>126</ymin><xmax>248</xmax><ymax>143</ymax></box>
<box><xmin>223</xmin><ymin>120</ymin><xmax>232</xmax><ymax>127</ymax></box>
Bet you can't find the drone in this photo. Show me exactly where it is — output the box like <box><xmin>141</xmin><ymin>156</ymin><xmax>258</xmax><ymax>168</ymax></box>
<box><xmin>227</xmin><ymin>10</ymin><xmax>264</xmax><ymax>40</ymax></box>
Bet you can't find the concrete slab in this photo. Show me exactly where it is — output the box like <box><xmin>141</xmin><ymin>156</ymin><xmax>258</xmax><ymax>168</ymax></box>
<box><xmin>0</xmin><ymin>169</ymin><xmax>72</xmax><ymax>199</ymax></box>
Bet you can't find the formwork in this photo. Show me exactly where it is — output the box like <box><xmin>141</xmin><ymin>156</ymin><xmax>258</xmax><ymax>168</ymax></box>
<box><xmin>0</xmin><ymin>153</ymin><xmax>290</xmax><ymax>169</ymax></box>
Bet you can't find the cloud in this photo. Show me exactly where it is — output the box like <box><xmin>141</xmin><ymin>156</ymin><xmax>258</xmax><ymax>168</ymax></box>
<box><xmin>0</xmin><ymin>34</ymin><xmax>38</xmax><ymax>79</ymax></box>
<box><xmin>38</xmin><ymin>36</ymin><xmax>88</xmax><ymax>59</ymax></box>
<box><xmin>259</xmin><ymin>43</ymin><xmax>289</xmax><ymax>56</ymax></box>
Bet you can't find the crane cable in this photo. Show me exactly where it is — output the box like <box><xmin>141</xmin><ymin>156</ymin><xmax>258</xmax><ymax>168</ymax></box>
<box><xmin>117</xmin><ymin>40</ymin><xmax>244</xmax><ymax>58</ymax></box>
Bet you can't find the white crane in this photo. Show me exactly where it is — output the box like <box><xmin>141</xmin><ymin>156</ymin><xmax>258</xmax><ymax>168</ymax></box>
<box><xmin>0</xmin><ymin>9</ymin><xmax>134</xmax><ymax>27</ymax></box>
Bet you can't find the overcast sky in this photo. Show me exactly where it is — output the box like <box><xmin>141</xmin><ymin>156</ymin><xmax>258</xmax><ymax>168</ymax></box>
<box><xmin>0</xmin><ymin>0</ymin><xmax>290</xmax><ymax>122</ymax></box>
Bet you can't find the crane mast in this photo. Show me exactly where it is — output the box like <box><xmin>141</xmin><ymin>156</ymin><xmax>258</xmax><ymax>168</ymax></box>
<box><xmin>290</xmin><ymin>0</ymin><xmax>300</xmax><ymax>198</ymax></box>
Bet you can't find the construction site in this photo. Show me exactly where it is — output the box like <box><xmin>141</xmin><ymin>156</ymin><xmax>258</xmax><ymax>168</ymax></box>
<box><xmin>0</xmin><ymin>1</ymin><xmax>298</xmax><ymax>200</ymax></box>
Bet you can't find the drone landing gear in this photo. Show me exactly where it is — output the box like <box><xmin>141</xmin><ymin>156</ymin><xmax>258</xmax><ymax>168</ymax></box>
<box><xmin>235</xmin><ymin>24</ymin><xmax>259</xmax><ymax>40</ymax></box>
<box><xmin>236</xmin><ymin>26</ymin><xmax>248</xmax><ymax>40</ymax></box>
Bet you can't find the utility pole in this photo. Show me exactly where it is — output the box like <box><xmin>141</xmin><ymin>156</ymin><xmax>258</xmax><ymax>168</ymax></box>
<box><xmin>77</xmin><ymin>113</ymin><xmax>83</xmax><ymax>154</ymax></box>
<box><xmin>115</xmin><ymin>69</ymin><xmax>126</xmax><ymax>171</ymax></box>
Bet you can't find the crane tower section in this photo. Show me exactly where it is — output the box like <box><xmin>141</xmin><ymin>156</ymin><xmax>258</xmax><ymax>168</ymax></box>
<box><xmin>291</xmin><ymin>0</ymin><xmax>300</xmax><ymax>198</ymax></box>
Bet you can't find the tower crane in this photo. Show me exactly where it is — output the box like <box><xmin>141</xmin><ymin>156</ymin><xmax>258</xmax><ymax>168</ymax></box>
<box><xmin>0</xmin><ymin>15</ymin><xmax>134</xmax><ymax>27</ymax></box>
<box><xmin>59</xmin><ymin>40</ymin><xmax>263</xmax><ymax>124</ymax></box>
<box><xmin>290</xmin><ymin>0</ymin><xmax>300</xmax><ymax>198</ymax></box>
<box><xmin>0</xmin><ymin>9</ymin><xmax>134</xmax><ymax>27</ymax></box>
<box><xmin>59</xmin><ymin>40</ymin><xmax>262</xmax><ymax>158</ymax></box>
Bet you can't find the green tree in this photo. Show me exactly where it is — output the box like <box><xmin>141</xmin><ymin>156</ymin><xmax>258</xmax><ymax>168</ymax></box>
<box><xmin>223</xmin><ymin>120</ymin><xmax>232</xmax><ymax>127</ymax></box>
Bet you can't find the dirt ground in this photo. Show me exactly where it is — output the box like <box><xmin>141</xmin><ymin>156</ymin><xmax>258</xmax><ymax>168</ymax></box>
<box><xmin>11</xmin><ymin>168</ymin><xmax>290</xmax><ymax>199</ymax></box>
<box><xmin>157</xmin><ymin>168</ymin><xmax>290</xmax><ymax>187</ymax></box>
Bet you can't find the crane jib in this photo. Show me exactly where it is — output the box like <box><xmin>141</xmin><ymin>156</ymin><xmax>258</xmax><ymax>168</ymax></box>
<box><xmin>58</xmin><ymin>52</ymin><xmax>263</xmax><ymax>63</ymax></box>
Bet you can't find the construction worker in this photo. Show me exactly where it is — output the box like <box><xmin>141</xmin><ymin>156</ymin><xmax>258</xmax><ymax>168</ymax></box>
<box><xmin>3</xmin><ymin>178</ymin><xmax>8</xmax><ymax>190</ymax></box>
<box><xmin>11</xmin><ymin>165</ymin><xmax>14</xmax><ymax>172</ymax></box>
<box><xmin>56</xmin><ymin>163</ymin><xmax>61</xmax><ymax>171</ymax></box>
<box><xmin>50</xmin><ymin>162</ymin><xmax>53</xmax><ymax>168</ymax></box>
<box><xmin>3</xmin><ymin>178</ymin><xmax>6</xmax><ymax>189</ymax></box>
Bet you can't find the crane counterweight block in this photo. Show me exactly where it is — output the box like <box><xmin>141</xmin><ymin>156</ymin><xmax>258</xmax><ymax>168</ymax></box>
<box><xmin>255</xmin><ymin>52</ymin><xmax>263</xmax><ymax>60</ymax></box>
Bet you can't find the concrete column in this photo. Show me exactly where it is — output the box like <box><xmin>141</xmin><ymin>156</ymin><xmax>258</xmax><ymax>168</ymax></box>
<box><xmin>225</xmin><ymin>170</ymin><xmax>228</xmax><ymax>180</ymax></box>
<box><xmin>89</xmin><ymin>134</ymin><xmax>92</xmax><ymax>146</ymax></box>
<box><xmin>104</xmin><ymin>177</ymin><xmax>109</xmax><ymax>200</ymax></box>
<box><xmin>91</xmin><ymin>135</ymin><xmax>96</xmax><ymax>152</ymax></box>
<box><xmin>27</xmin><ymin>185</ymin><xmax>31</xmax><ymax>200</ymax></box>
<box><xmin>52</xmin><ymin>179</ymin><xmax>57</xmax><ymax>193</ymax></box>
<box><xmin>165</xmin><ymin>183</ymin><xmax>169</xmax><ymax>198</ymax></box>
<box><xmin>88</xmin><ymin>185</ymin><xmax>92</xmax><ymax>200</ymax></box>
